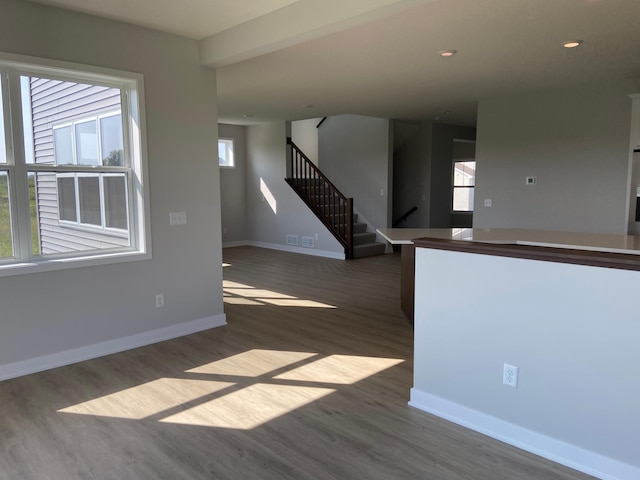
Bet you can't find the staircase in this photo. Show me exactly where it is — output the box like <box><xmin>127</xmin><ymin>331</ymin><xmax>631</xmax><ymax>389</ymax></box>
<box><xmin>285</xmin><ymin>138</ymin><xmax>387</xmax><ymax>259</ymax></box>
<box><xmin>352</xmin><ymin>216</ymin><xmax>387</xmax><ymax>259</ymax></box>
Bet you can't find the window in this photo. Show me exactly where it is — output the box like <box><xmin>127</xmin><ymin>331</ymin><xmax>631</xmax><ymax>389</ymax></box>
<box><xmin>218</xmin><ymin>138</ymin><xmax>234</xmax><ymax>167</ymax></box>
<box><xmin>452</xmin><ymin>140</ymin><xmax>476</xmax><ymax>212</ymax></box>
<box><xmin>0</xmin><ymin>54</ymin><xmax>149</xmax><ymax>275</ymax></box>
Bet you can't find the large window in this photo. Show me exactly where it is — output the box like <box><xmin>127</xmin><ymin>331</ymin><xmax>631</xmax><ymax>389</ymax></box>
<box><xmin>0</xmin><ymin>55</ymin><xmax>148</xmax><ymax>275</ymax></box>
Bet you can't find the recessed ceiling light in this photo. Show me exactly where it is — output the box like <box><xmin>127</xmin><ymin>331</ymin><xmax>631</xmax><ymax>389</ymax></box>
<box><xmin>562</xmin><ymin>40</ymin><xmax>583</xmax><ymax>48</ymax></box>
<box><xmin>438</xmin><ymin>50</ymin><xmax>457</xmax><ymax>58</ymax></box>
<box><xmin>242</xmin><ymin>114</ymin><xmax>254</xmax><ymax>118</ymax></box>
<box><xmin>302</xmin><ymin>104</ymin><xmax>314</xmax><ymax>109</ymax></box>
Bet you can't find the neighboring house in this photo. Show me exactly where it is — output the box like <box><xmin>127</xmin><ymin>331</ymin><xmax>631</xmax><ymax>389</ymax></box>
<box><xmin>26</xmin><ymin>76</ymin><xmax>129</xmax><ymax>254</ymax></box>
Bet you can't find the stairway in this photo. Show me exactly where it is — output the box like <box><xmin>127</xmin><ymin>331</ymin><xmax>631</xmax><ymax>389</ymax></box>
<box><xmin>352</xmin><ymin>216</ymin><xmax>387</xmax><ymax>259</ymax></box>
<box><xmin>286</xmin><ymin>138</ymin><xmax>387</xmax><ymax>259</ymax></box>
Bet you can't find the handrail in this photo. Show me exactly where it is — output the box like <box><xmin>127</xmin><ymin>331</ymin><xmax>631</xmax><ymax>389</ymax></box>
<box><xmin>285</xmin><ymin>137</ymin><xmax>354</xmax><ymax>259</ymax></box>
<box><xmin>393</xmin><ymin>206</ymin><xmax>418</xmax><ymax>226</ymax></box>
<box><xmin>316</xmin><ymin>117</ymin><xmax>328</xmax><ymax>128</ymax></box>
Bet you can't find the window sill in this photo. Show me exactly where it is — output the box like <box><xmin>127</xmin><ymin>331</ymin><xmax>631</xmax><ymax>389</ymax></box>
<box><xmin>0</xmin><ymin>249</ymin><xmax>151</xmax><ymax>277</ymax></box>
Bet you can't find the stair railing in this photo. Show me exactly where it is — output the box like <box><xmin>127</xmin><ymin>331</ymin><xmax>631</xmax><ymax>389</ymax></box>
<box><xmin>285</xmin><ymin>138</ymin><xmax>354</xmax><ymax>259</ymax></box>
<box><xmin>393</xmin><ymin>206</ymin><xmax>418</xmax><ymax>226</ymax></box>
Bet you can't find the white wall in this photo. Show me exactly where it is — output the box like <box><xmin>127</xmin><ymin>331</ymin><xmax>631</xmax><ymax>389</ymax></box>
<box><xmin>219</xmin><ymin>123</ymin><xmax>247</xmax><ymax>244</ymax></box>
<box><xmin>0</xmin><ymin>0</ymin><xmax>224</xmax><ymax>378</ymax></box>
<box><xmin>318</xmin><ymin>114</ymin><xmax>393</xmax><ymax>230</ymax></box>
<box><xmin>474</xmin><ymin>81</ymin><xmax>640</xmax><ymax>234</ymax></box>
<box><xmin>411</xmin><ymin>247</ymin><xmax>640</xmax><ymax>480</ymax></box>
<box><xmin>245</xmin><ymin>122</ymin><xmax>343</xmax><ymax>257</ymax></box>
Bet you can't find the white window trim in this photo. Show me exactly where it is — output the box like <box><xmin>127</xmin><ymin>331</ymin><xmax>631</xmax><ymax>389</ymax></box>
<box><xmin>0</xmin><ymin>51</ymin><xmax>151</xmax><ymax>277</ymax></box>
<box><xmin>218</xmin><ymin>137</ymin><xmax>235</xmax><ymax>168</ymax></box>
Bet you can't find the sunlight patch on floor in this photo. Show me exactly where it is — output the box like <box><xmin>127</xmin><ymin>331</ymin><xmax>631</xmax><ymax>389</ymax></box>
<box><xmin>58</xmin><ymin>349</ymin><xmax>404</xmax><ymax>430</ymax></box>
<box><xmin>58</xmin><ymin>378</ymin><xmax>233</xmax><ymax>420</ymax></box>
<box><xmin>223</xmin><ymin>280</ymin><xmax>335</xmax><ymax>308</ymax></box>
<box><xmin>275</xmin><ymin>354</ymin><xmax>404</xmax><ymax>384</ymax></box>
<box><xmin>160</xmin><ymin>383</ymin><xmax>335</xmax><ymax>429</ymax></box>
<box><xmin>187</xmin><ymin>349</ymin><xmax>317</xmax><ymax>377</ymax></box>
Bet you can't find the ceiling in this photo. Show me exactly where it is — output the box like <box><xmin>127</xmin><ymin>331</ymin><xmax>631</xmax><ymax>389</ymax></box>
<box><xmin>26</xmin><ymin>0</ymin><xmax>640</xmax><ymax>126</ymax></box>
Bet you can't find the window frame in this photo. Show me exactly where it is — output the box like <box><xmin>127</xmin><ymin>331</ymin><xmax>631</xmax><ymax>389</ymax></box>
<box><xmin>218</xmin><ymin>138</ymin><xmax>235</xmax><ymax>168</ymax></box>
<box><xmin>0</xmin><ymin>52</ymin><xmax>150</xmax><ymax>277</ymax></box>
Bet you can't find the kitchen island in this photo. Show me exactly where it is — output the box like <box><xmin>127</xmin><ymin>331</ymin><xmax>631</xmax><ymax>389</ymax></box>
<box><xmin>390</xmin><ymin>228</ymin><xmax>640</xmax><ymax>480</ymax></box>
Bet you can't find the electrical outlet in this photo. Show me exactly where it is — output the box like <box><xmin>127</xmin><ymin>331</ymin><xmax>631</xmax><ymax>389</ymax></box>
<box><xmin>155</xmin><ymin>294</ymin><xmax>164</xmax><ymax>308</ymax></box>
<box><xmin>503</xmin><ymin>363</ymin><xmax>518</xmax><ymax>388</ymax></box>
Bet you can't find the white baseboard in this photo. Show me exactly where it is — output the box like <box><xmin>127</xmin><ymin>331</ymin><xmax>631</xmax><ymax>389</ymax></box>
<box><xmin>0</xmin><ymin>314</ymin><xmax>227</xmax><ymax>382</ymax></box>
<box><xmin>246</xmin><ymin>241</ymin><xmax>345</xmax><ymax>260</ymax></box>
<box><xmin>409</xmin><ymin>389</ymin><xmax>639</xmax><ymax>480</ymax></box>
<box><xmin>222</xmin><ymin>240</ymin><xmax>249</xmax><ymax>248</ymax></box>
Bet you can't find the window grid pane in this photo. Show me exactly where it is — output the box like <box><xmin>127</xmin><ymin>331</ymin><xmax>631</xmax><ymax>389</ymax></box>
<box><xmin>28</xmin><ymin>172</ymin><xmax>40</xmax><ymax>255</ymax></box>
<box><xmin>57</xmin><ymin>176</ymin><xmax>77</xmax><ymax>222</ymax></box>
<box><xmin>100</xmin><ymin>114</ymin><xmax>124</xmax><ymax>166</ymax></box>
<box><xmin>54</xmin><ymin>126</ymin><xmax>74</xmax><ymax>165</ymax></box>
<box><xmin>75</xmin><ymin>120</ymin><xmax>99</xmax><ymax>166</ymax></box>
<box><xmin>0</xmin><ymin>171</ymin><xmax>12</xmax><ymax>258</ymax></box>
<box><xmin>0</xmin><ymin>82</ymin><xmax>6</xmax><ymax>165</ymax></box>
<box><xmin>453</xmin><ymin>187</ymin><xmax>475</xmax><ymax>212</ymax></box>
<box><xmin>104</xmin><ymin>175</ymin><xmax>128</xmax><ymax>230</ymax></box>
<box><xmin>78</xmin><ymin>176</ymin><xmax>101</xmax><ymax>226</ymax></box>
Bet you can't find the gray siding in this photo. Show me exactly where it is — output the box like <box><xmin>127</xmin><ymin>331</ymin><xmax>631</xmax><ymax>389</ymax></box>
<box><xmin>29</xmin><ymin>77</ymin><xmax>128</xmax><ymax>254</ymax></box>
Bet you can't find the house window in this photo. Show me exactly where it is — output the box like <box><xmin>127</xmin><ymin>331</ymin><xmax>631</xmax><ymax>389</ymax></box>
<box><xmin>218</xmin><ymin>138</ymin><xmax>234</xmax><ymax>167</ymax></box>
<box><xmin>0</xmin><ymin>54</ymin><xmax>149</xmax><ymax>275</ymax></box>
<box><xmin>452</xmin><ymin>161</ymin><xmax>476</xmax><ymax>211</ymax></box>
<box><xmin>56</xmin><ymin>173</ymin><xmax>128</xmax><ymax>233</ymax></box>
<box><xmin>452</xmin><ymin>140</ymin><xmax>476</xmax><ymax>212</ymax></box>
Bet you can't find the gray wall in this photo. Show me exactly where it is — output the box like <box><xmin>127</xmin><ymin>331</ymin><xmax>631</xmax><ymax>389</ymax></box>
<box><xmin>430</xmin><ymin>123</ymin><xmax>476</xmax><ymax>227</ymax></box>
<box><xmin>392</xmin><ymin>121</ymin><xmax>430</xmax><ymax>227</ymax></box>
<box><xmin>219</xmin><ymin>123</ymin><xmax>247</xmax><ymax>244</ymax></box>
<box><xmin>246</xmin><ymin>122</ymin><xmax>342</xmax><ymax>256</ymax></box>
<box><xmin>291</xmin><ymin>118</ymin><xmax>321</xmax><ymax>164</ymax></box>
<box><xmin>318</xmin><ymin>115</ymin><xmax>392</xmax><ymax>230</ymax></box>
<box><xmin>392</xmin><ymin>121</ymin><xmax>475</xmax><ymax>228</ymax></box>
<box><xmin>474</xmin><ymin>81</ymin><xmax>640</xmax><ymax>234</ymax></box>
<box><xmin>0</xmin><ymin>0</ymin><xmax>223</xmax><ymax>369</ymax></box>
<box><xmin>412</xmin><ymin>247</ymin><xmax>640</xmax><ymax>479</ymax></box>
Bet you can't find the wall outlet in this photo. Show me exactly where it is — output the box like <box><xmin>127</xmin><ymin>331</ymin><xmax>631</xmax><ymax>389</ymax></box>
<box><xmin>525</xmin><ymin>176</ymin><xmax>537</xmax><ymax>185</ymax></box>
<box><xmin>155</xmin><ymin>294</ymin><xmax>164</xmax><ymax>308</ymax></box>
<box><xmin>484</xmin><ymin>198</ymin><xmax>492</xmax><ymax>207</ymax></box>
<box><xmin>503</xmin><ymin>363</ymin><xmax>518</xmax><ymax>388</ymax></box>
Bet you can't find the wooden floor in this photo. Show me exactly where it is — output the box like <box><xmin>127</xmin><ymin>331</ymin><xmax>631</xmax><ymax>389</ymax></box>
<box><xmin>0</xmin><ymin>246</ymin><xmax>596</xmax><ymax>480</ymax></box>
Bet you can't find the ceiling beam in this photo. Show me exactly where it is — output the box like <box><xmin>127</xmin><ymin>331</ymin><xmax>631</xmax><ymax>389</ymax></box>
<box><xmin>199</xmin><ymin>0</ymin><xmax>433</xmax><ymax>68</ymax></box>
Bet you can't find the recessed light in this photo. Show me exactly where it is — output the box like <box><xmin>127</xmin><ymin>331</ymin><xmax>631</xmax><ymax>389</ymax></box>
<box><xmin>562</xmin><ymin>40</ymin><xmax>583</xmax><ymax>48</ymax></box>
<box><xmin>302</xmin><ymin>104</ymin><xmax>314</xmax><ymax>109</ymax></box>
<box><xmin>438</xmin><ymin>50</ymin><xmax>457</xmax><ymax>58</ymax></box>
<box><xmin>242</xmin><ymin>114</ymin><xmax>254</xmax><ymax>118</ymax></box>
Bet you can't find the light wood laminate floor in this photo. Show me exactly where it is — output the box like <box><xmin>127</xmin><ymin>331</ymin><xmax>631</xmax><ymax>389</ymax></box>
<box><xmin>0</xmin><ymin>246</ymin><xmax>596</xmax><ymax>479</ymax></box>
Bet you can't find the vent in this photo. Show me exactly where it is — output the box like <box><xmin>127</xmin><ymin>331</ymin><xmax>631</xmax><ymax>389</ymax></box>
<box><xmin>286</xmin><ymin>235</ymin><xmax>299</xmax><ymax>246</ymax></box>
<box><xmin>301</xmin><ymin>237</ymin><xmax>314</xmax><ymax>248</ymax></box>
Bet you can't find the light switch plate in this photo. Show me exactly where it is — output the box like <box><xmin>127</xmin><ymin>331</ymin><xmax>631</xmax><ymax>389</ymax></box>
<box><xmin>169</xmin><ymin>212</ymin><xmax>187</xmax><ymax>225</ymax></box>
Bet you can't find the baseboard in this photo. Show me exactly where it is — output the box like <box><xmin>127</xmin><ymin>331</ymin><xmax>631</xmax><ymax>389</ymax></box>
<box><xmin>0</xmin><ymin>314</ymin><xmax>227</xmax><ymax>382</ymax></box>
<box><xmin>247</xmin><ymin>241</ymin><xmax>345</xmax><ymax>260</ymax></box>
<box><xmin>409</xmin><ymin>389</ymin><xmax>639</xmax><ymax>480</ymax></box>
<box><xmin>222</xmin><ymin>241</ymin><xmax>249</xmax><ymax>248</ymax></box>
